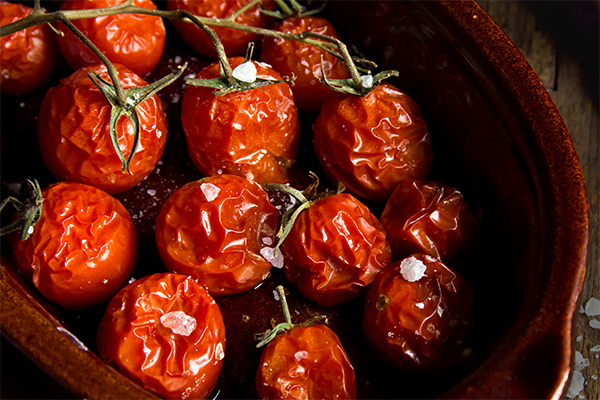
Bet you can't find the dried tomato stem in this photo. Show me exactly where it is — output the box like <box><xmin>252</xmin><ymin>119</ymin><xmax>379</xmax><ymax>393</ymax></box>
<box><xmin>0</xmin><ymin>179</ymin><xmax>44</xmax><ymax>241</ymax></box>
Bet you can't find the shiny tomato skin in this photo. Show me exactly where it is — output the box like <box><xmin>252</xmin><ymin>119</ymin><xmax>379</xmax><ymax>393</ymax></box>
<box><xmin>260</xmin><ymin>16</ymin><xmax>351</xmax><ymax>114</ymax></box>
<box><xmin>381</xmin><ymin>179</ymin><xmax>480</xmax><ymax>263</ymax></box>
<box><xmin>313</xmin><ymin>82</ymin><xmax>434</xmax><ymax>202</ymax></box>
<box><xmin>57</xmin><ymin>0</ymin><xmax>166</xmax><ymax>77</ymax></box>
<box><xmin>8</xmin><ymin>181</ymin><xmax>138</xmax><ymax>310</ymax></box>
<box><xmin>0</xmin><ymin>1</ymin><xmax>61</xmax><ymax>94</ymax></box>
<box><xmin>256</xmin><ymin>324</ymin><xmax>356</xmax><ymax>400</ymax></box>
<box><xmin>363</xmin><ymin>254</ymin><xmax>473</xmax><ymax>371</ymax></box>
<box><xmin>168</xmin><ymin>0</ymin><xmax>275</xmax><ymax>59</ymax></box>
<box><xmin>181</xmin><ymin>57</ymin><xmax>299</xmax><ymax>185</ymax></box>
<box><xmin>155</xmin><ymin>174</ymin><xmax>280</xmax><ymax>297</ymax></box>
<box><xmin>282</xmin><ymin>193</ymin><xmax>392</xmax><ymax>307</ymax></box>
<box><xmin>97</xmin><ymin>272</ymin><xmax>226</xmax><ymax>399</ymax></box>
<box><xmin>37</xmin><ymin>63</ymin><xmax>168</xmax><ymax>195</ymax></box>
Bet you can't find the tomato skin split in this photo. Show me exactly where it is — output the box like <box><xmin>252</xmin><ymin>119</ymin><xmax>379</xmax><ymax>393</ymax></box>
<box><xmin>0</xmin><ymin>1</ymin><xmax>62</xmax><ymax>95</ymax></box>
<box><xmin>155</xmin><ymin>174</ymin><xmax>280</xmax><ymax>297</ymax></box>
<box><xmin>256</xmin><ymin>324</ymin><xmax>357</xmax><ymax>400</ymax></box>
<box><xmin>8</xmin><ymin>181</ymin><xmax>138</xmax><ymax>310</ymax></box>
<box><xmin>97</xmin><ymin>272</ymin><xmax>226</xmax><ymax>400</ymax></box>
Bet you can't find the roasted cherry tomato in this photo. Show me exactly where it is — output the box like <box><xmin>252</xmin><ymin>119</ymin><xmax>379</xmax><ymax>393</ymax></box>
<box><xmin>168</xmin><ymin>0</ymin><xmax>275</xmax><ymax>59</ymax></box>
<box><xmin>8</xmin><ymin>181</ymin><xmax>137</xmax><ymax>310</ymax></box>
<box><xmin>181</xmin><ymin>57</ymin><xmax>299</xmax><ymax>185</ymax></box>
<box><xmin>155</xmin><ymin>174</ymin><xmax>281</xmax><ymax>297</ymax></box>
<box><xmin>260</xmin><ymin>16</ymin><xmax>351</xmax><ymax>114</ymax></box>
<box><xmin>97</xmin><ymin>272</ymin><xmax>226</xmax><ymax>399</ymax></box>
<box><xmin>256</xmin><ymin>324</ymin><xmax>356</xmax><ymax>400</ymax></box>
<box><xmin>56</xmin><ymin>0</ymin><xmax>166</xmax><ymax>77</ymax></box>
<box><xmin>380</xmin><ymin>179</ymin><xmax>480</xmax><ymax>263</ymax></box>
<box><xmin>313</xmin><ymin>82</ymin><xmax>434</xmax><ymax>202</ymax></box>
<box><xmin>0</xmin><ymin>1</ymin><xmax>61</xmax><ymax>94</ymax></box>
<box><xmin>363</xmin><ymin>254</ymin><xmax>473</xmax><ymax>371</ymax></box>
<box><xmin>37</xmin><ymin>63</ymin><xmax>168</xmax><ymax>195</ymax></box>
<box><xmin>281</xmin><ymin>192</ymin><xmax>392</xmax><ymax>307</ymax></box>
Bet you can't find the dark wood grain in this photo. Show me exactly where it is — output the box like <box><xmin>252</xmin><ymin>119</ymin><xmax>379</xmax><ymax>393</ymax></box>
<box><xmin>479</xmin><ymin>2</ymin><xmax>599</xmax><ymax>399</ymax></box>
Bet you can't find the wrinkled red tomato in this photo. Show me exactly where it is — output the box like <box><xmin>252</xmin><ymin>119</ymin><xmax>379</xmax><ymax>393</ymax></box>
<box><xmin>8</xmin><ymin>181</ymin><xmax>137</xmax><ymax>310</ymax></box>
<box><xmin>168</xmin><ymin>0</ymin><xmax>275</xmax><ymax>59</ymax></box>
<box><xmin>281</xmin><ymin>193</ymin><xmax>392</xmax><ymax>307</ymax></box>
<box><xmin>363</xmin><ymin>254</ymin><xmax>473</xmax><ymax>371</ymax></box>
<box><xmin>181</xmin><ymin>57</ymin><xmax>299</xmax><ymax>185</ymax></box>
<box><xmin>56</xmin><ymin>0</ymin><xmax>166</xmax><ymax>77</ymax></box>
<box><xmin>37</xmin><ymin>63</ymin><xmax>168</xmax><ymax>195</ymax></box>
<box><xmin>0</xmin><ymin>1</ymin><xmax>61</xmax><ymax>94</ymax></box>
<box><xmin>313</xmin><ymin>82</ymin><xmax>434</xmax><ymax>202</ymax></box>
<box><xmin>155</xmin><ymin>174</ymin><xmax>281</xmax><ymax>297</ymax></box>
<box><xmin>260</xmin><ymin>16</ymin><xmax>351</xmax><ymax>114</ymax></box>
<box><xmin>256</xmin><ymin>324</ymin><xmax>357</xmax><ymax>400</ymax></box>
<box><xmin>380</xmin><ymin>179</ymin><xmax>480</xmax><ymax>263</ymax></box>
<box><xmin>97</xmin><ymin>272</ymin><xmax>225</xmax><ymax>399</ymax></box>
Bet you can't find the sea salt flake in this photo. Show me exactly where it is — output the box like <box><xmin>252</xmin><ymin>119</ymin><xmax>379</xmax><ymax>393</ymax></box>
<box><xmin>233</xmin><ymin>61</ymin><xmax>257</xmax><ymax>83</ymax></box>
<box><xmin>585</xmin><ymin>297</ymin><xmax>600</xmax><ymax>316</ymax></box>
<box><xmin>590</xmin><ymin>345</ymin><xmax>600</xmax><ymax>352</ymax></box>
<box><xmin>577</xmin><ymin>335</ymin><xmax>584</xmax><ymax>342</ymax></box>
<box><xmin>590</xmin><ymin>319</ymin><xmax>600</xmax><ymax>329</ymax></box>
<box><xmin>400</xmin><ymin>257</ymin><xmax>427</xmax><ymax>282</ymax></box>
<box><xmin>294</xmin><ymin>350</ymin><xmax>308</xmax><ymax>361</ymax></box>
<box><xmin>200</xmin><ymin>182</ymin><xmax>220</xmax><ymax>202</ymax></box>
<box><xmin>160</xmin><ymin>311</ymin><xmax>197</xmax><ymax>336</ymax></box>
<box><xmin>566</xmin><ymin>370</ymin><xmax>585</xmax><ymax>398</ymax></box>
<box><xmin>361</xmin><ymin>74</ymin><xmax>373</xmax><ymax>88</ymax></box>
<box><xmin>574</xmin><ymin>351</ymin><xmax>589</xmax><ymax>371</ymax></box>
<box><xmin>260</xmin><ymin>246</ymin><xmax>284</xmax><ymax>269</ymax></box>
<box><xmin>147</xmin><ymin>189</ymin><xmax>156</xmax><ymax>196</ymax></box>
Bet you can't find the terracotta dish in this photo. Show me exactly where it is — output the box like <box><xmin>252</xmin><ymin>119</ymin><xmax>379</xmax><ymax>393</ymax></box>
<box><xmin>0</xmin><ymin>1</ymin><xmax>588</xmax><ymax>399</ymax></box>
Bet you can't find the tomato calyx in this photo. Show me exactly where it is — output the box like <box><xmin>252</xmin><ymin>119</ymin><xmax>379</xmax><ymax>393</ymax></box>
<box><xmin>0</xmin><ymin>179</ymin><xmax>44</xmax><ymax>241</ymax></box>
<box><xmin>260</xmin><ymin>0</ymin><xmax>327</xmax><ymax>19</ymax></box>
<box><xmin>255</xmin><ymin>285</ymin><xmax>327</xmax><ymax>348</ymax></box>
<box><xmin>264</xmin><ymin>172</ymin><xmax>344</xmax><ymax>252</ymax></box>
<box><xmin>88</xmin><ymin>63</ymin><xmax>187</xmax><ymax>174</ymax></box>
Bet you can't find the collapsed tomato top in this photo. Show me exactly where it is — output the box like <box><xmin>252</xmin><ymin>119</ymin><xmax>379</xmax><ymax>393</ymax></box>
<box><xmin>97</xmin><ymin>272</ymin><xmax>226</xmax><ymax>399</ymax></box>
<box><xmin>57</xmin><ymin>0</ymin><xmax>166</xmax><ymax>77</ymax></box>
<box><xmin>0</xmin><ymin>1</ymin><xmax>61</xmax><ymax>94</ymax></box>
<box><xmin>181</xmin><ymin>57</ymin><xmax>300</xmax><ymax>185</ymax></box>
<box><xmin>313</xmin><ymin>82</ymin><xmax>434</xmax><ymax>202</ymax></box>
<box><xmin>37</xmin><ymin>63</ymin><xmax>168</xmax><ymax>195</ymax></box>
<box><xmin>8</xmin><ymin>181</ymin><xmax>138</xmax><ymax>310</ymax></box>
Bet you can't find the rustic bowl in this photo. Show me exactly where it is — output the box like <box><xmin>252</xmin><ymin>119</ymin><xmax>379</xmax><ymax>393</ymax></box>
<box><xmin>0</xmin><ymin>1</ymin><xmax>588</xmax><ymax>399</ymax></box>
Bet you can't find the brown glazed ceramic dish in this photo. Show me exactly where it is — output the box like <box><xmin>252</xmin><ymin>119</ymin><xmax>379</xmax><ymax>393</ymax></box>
<box><xmin>0</xmin><ymin>1</ymin><xmax>588</xmax><ymax>399</ymax></box>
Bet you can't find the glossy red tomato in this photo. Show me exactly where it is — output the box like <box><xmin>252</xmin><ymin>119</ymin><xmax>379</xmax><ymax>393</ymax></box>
<box><xmin>56</xmin><ymin>0</ymin><xmax>166</xmax><ymax>77</ymax></box>
<box><xmin>37</xmin><ymin>63</ymin><xmax>168</xmax><ymax>195</ymax></box>
<box><xmin>313</xmin><ymin>82</ymin><xmax>434</xmax><ymax>202</ymax></box>
<box><xmin>155</xmin><ymin>174</ymin><xmax>281</xmax><ymax>297</ymax></box>
<box><xmin>97</xmin><ymin>272</ymin><xmax>225</xmax><ymax>399</ymax></box>
<box><xmin>380</xmin><ymin>179</ymin><xmax>480</xmax><ymax>263</ymax></box>
<box><xmin>281</xmin><ymin>193</ymin><xmax>392</xmax><ymax>307</ymax></box>
<box><xmin>0</xmin><ymin>1</ymin><xmax>61</xmax><ymax>94</ymax></box>
<box><xmin>363</xmin><ymin>254</ymin><xmax>473</xmax><ymax>371</ymax></box>
<box><xmin>260</xmin><ymin>16</ymin><xmax>351</xmax><ymax>114</ymax></box>
<box><xmin>168</xmin><ymin>0</ymin><xmax>275</xmax><ymax>59</ymax></box>
<box><xmin>256</xmin><ymin>324</ymin><xmax>356</xmax><ymax>400</ymax></box>
<box><xmin>8</xmin><ymin>181</ymin><xmax>137</xmax><ymax>310</ymax></box>
<box><xmin>181</xmin><ymin>57</ymin><xmax>299</xmax><ymax>185</ymax></box>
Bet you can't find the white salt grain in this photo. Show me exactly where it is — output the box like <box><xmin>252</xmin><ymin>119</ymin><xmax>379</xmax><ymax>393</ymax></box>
<box><xmin>400</xmin><ymin>257</ymin><xmax>427</xmax><ymax>282</ymax></box>
<box><xmin>160</xmin><ymin>311</ymin><xmax>197</xmax><ymax>337</ymax></box>
<box><xmin>585</xmin><ymin>297</ymin><xmax>600</xmax><ymax>316</ymax></box>
<box><xmin>566</xmin><ymin>370</ymin><xmax>585</xmax><ymax>398</ymax></box>
<box><xmin>200</xmin><ymin>182</ymin><xmax>220</xmax><ymax>202</ymax></box>
<box><xmin>590</xmin><ymin>345</ymin><xmax>600</xmax><ymax>353</ymax></box>
<box><xmin>590</xmin><ymin>319</ymin><xmax>600</xmax><ymax>329</ymax></box>
<box><xmin>260</xmin><ymin>246</ymin><xmax>284</xmax><ymax>269</ymax></box>
<box><xmin>361</xmin><ymin>74</ymin><xmax>373</xmax><ymax>88</ymax></box>
<box><xmin>233</xmin><ymin>61</ymin><xmax>257</xmax><ymax>83</ymax></box>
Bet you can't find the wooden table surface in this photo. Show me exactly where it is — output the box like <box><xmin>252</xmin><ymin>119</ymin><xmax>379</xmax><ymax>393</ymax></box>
<box><xmin>1</xmin><ymin>2</ymin><xmax>598</xmax><ymax>400</ymax></box>
<box><xmin>478</xmin><ymin>2</ymin><xmax>599</xmax><ymax>399</ymax></box>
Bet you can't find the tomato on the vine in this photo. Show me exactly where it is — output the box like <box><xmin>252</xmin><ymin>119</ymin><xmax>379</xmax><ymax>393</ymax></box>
<box><xmin>380</xmin><ymin>179</ymin><xmax>480</xmax><ymax>263</ymax></box>
<box><xmin>56</xmin><ymin>0</ymin><xmax>166</xmax><ymax>77</ymax></box>
<box><xmin>168</xmin><ymin>0</ymin><xmax>275</xmax><ymax>59</ymax></box>
<box><xmin>280</xmin><ymin>192</ymin><xmax>392</xmax><ymax>307</ymax></box>
<box><xmin>363</xmin><ymin>254</ymin><xmax>473</xmax><ymax>371</ymax></box>
<box><xmin>97</xmin><ymin>272</ymin><xmax>226</xmax><ymax>400</ymax></box>
<box><xmin>181</xmin><ymin>57</ymin><xmax>299</xmax><ymax>185</ymax></box>
<box><xmin>260</xmin><ymin>16</ymin><xmax>351</xmax><ymax>114</ymax></box>
<box><xmin>37</xmin><ymin>62</ymin><xmax>168</xmax><ymax>195</ymax></box>
<box><xmin>0</xmin><ymin>1</ymin><xmax>61</xmax><ymax>94</ymax></box>
<box><xmin>8</xmin><ymin>181</ymin><xmax>138</xmax><ymax>310</ymax></box>
<box><xmin>155</xmin><ymin>174</ymin><xmax>281</xmax><ymax>297</ymax></box>
<box><xmin>313</xmin><ymin>82</ymin><xmax>434</xmax><ymax>202</ymax></box>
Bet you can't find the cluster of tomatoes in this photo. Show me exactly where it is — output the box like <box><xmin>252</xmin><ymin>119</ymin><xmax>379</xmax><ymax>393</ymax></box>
<box><xmin>1</xmin><ymin>0</ymin><xmax>482</xmax><ymax>399</ymax></box>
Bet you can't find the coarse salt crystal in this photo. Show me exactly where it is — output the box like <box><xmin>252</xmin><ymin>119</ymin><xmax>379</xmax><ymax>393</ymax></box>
<box><xmin>260</xmin><ymin>246</ymin><xmax>283</xmax><ymax>269</ymax></box>
<box><xmin>294</xmin><ymin>351</ymin><xmax>308</xmax><ymax>361</ymax></box>
<box><xmin>590</xmin><ymin>345</ymin><xmax>600</xmax><ymax>353</ymax></box>
<box><xmin>566</xmin><ymin>370</ymin><xmax>585</xmax><ymax>398</ymax></box>
<box><xmin>400</xmin><ymin>257</ymin><xmax>427</xmax><ymax>282</ymax></box>
<box><xmin>585</xmin><ymin>297</ymin><xmax>600</xmax><ymax>316</ymax></box>
<box><xmin>201</xmin><ymin>182</ymin><xmax>220</xmax><ymax>202</ymax></box>
<box><xmin>233</xmin><ymin>61</ymin><xmax>257</xmax><ymax>83</ymax></box>
<box><xmin>160</xmin><ymin>311</ymin><xmax>197</xmax><ymax>337</ymax></box>
<box><xmin>590</xmin><ymin>319</ymin><xmax>600</xmax><ymax>330</ymax></box>
<box><xmin>361</xmin><ymin>74</ymin><xmax>373</xmax><ymax>88</ymax></box>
